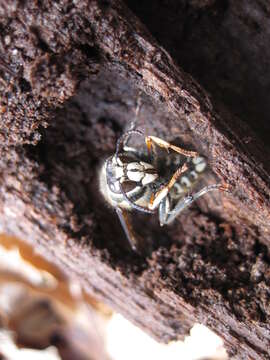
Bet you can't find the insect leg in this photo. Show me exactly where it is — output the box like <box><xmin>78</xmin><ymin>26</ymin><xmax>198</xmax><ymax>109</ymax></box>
<box><xmin>160</xmin><ymin>183</ymin><xmax>231</xmax><ymax>225</ymax></box>
<box><xmin>145</xmin><ymin>135</ymin><xmax>198</xmax><ymax>158</ymax></box>
<box><xmin>115</xmin><ymin>207</ymin><xmax>139</xmax><ymax>252</ymax></box>
<box><xmin>149</xmin><ymin>162</ymin><xmax>188</xmax><ymax>210</ymax></box>
<box><xmin>158</xmin><ymin>197</ymin><xmax>170</xmax><ymax>226</ymax></box>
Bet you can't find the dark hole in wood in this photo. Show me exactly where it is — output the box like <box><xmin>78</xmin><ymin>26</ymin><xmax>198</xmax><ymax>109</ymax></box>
<box><xmin>25</xmin><ymin>66</ymin><xmax>229</xmax><ymax>264</ymax></box>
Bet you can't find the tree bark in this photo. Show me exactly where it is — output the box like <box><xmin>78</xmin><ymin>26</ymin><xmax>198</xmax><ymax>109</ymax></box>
<box><xmin>0</xmin><ymin>1</ymin><xmax>270</xmax><ymax>359</ymax></box>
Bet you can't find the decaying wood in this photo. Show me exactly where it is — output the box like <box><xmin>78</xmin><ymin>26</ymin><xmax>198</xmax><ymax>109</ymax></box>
<box><xmin>0</xmin><ymin>1</ymin><xmax>270</xmax><ymax>359</ymax></box>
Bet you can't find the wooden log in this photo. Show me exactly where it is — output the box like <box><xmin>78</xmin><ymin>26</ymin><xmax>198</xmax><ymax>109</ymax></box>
<box><xmin>0</xmin><ymin>1</ymin><xmax>270</xmax><ymax>358</ymax></box>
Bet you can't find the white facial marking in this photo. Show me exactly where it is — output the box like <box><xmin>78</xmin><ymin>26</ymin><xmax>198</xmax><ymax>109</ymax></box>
<box><xmin>140</xmin><ymin>161</ymin><xmax>154</xmax><ymax>169</ymax></box>
<box><xmin>181</xmin><ymin>176</ymin><xmax>191</xmax><ymax>188</ymax></box>
<box><xmin>127</xmin><ymin>162</ymin><xmax>143</xmax><ymax>171</ymax></box>
<box><xmin>123</xmin><ymin>145</ymin><xmax>136</xmax><ymax>153</ymax></box>
<box><xmin>127</xmin><ymin>170</ymin><xmax>144</xmax><ymax>182</ymax></box>
<box><xmin>115</xmin><ymin>166</ymin><xmax>124</xmax><ymax>179</ymax></box>
<box><xmin>149</xmin><ymin>188</ymin><xmax>168</xmax><ymax>210</ymax></box>
<box><xmin>142</xmin><ymin>173</ymin><xmax>158</xmax><ymax>186</ymax></box>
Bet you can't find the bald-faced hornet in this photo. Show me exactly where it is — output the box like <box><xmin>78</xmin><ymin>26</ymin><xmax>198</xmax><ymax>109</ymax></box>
<box><xmin>99</xmin><ymin>129</ymin><xmax>229</xmax><ymax>252</ymax></box>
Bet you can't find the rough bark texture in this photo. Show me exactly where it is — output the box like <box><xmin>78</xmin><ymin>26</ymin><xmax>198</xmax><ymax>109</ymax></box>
<box><xmin>0</xmin><ymin>1</ymin><xmax>270</xmax><ymax>359</ymax></box>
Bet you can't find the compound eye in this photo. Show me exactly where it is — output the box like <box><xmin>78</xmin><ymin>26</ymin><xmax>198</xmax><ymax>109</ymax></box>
<box><xmin>118</xmin><ymin>154</ymin><xmax>136</xmax><ymax>164</ymax></box>
<box><xmin>121</xmin><ymin>180</ymin><xmax>137</xmax><ymax>193</ymax></box>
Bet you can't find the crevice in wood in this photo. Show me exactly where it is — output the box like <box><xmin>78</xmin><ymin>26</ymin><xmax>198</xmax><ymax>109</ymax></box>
<box><xmin>0</xmin><ymin>1</ymin><xmax>270</xmax><ymax>359</ymax></box>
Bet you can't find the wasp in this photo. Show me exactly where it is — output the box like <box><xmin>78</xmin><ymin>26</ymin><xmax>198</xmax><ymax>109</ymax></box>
<box><xmin>99</xmin><ymin>128</ymin><xmax>229</xmax><ymax>252</ymax></box>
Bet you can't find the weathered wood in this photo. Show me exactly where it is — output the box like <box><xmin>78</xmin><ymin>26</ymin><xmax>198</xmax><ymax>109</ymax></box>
<box><xmin>0</xmin><ymin>1</ymin><xmax>270</xmax><ymax>358</ymax></box>
<box><xmin>126</xmin><ymin>0</ymin><xmax>270</xmax><ymax>149</ymax></box>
